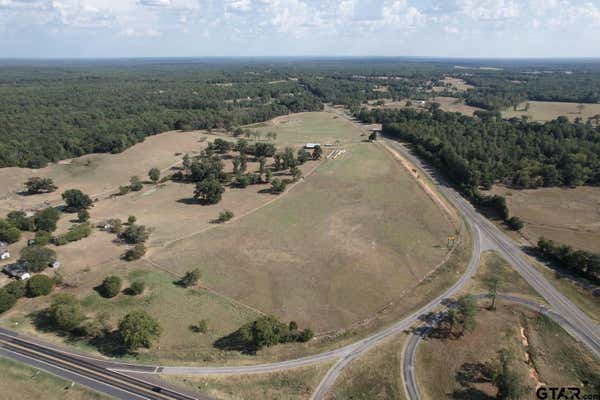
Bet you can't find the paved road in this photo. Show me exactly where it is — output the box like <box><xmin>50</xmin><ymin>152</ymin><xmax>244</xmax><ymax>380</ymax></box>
<box><xmin>402</xmin><ymin>293</ymin><xmax>580</xmax><ymax>400</ymax></box>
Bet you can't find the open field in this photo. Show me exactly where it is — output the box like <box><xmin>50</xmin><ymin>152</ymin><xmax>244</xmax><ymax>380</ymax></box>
<box><xmin>0</xmin><ymin>356</ymin><xmax>111</xmax><ymax>400</ymax></box>
<box><xmin>503</xmin><ymin>100</ymin><xmax>600</xmax><ymax>122</ymax></box>
<box><xmin>163</xmin><ymin>363</ymin><xmax>332</xmax><ymax>400</ymax></box>
<box><xmin>432</xmin><ymin>77</ymin><xmax>474</xmax><ymax>93</ymax></box>
<box><xmin>488</xmin><ymin>185</ymin><xmax>600</xmax><ymax>253</ymax></box>
<box><xmin>366</xmin><ymin>96</ymin><xmax>482</xmax><ymax>116</ymax></box>
<box><xmin>150</xmin><ymin>141</ymin><xmax>455</xmax><ymax>333</ymax></box>
<box><xmin>417</xmin><ymin>303</ymin><xmax>600</xmax><ymax>400</ymax></box>
<box><xmin>327</xmin><ymin>334</ymin><xmax>407</xmax><ymax>400</ymax></box>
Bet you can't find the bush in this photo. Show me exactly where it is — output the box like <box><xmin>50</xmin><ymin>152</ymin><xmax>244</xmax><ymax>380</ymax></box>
<box><xmin>506</xmin><ymin>216</ymin><xmax>524</xmax><ymax>231</ymax></box>
<box><xmin>118</xmin><ymin>311</ymin><xmax>161</xmax><ymax>351</ymax></box>
<box><xmin>7</xmin><ymin>211</ymin><xmax>34</xmax><ymax>231</ymax></box>
<box><xmin>0</xmin><ymin>289</ymin><xmax>17</xmax><ymax>313</ymax></box>
<box><xmin>48</xmin><ymin>294</ymin><xmax>85</xmax><ymax>332</ymax></box>
<box><xmin>124</xmin><ymin>244</ymin><xmax>146</xmax><ymax>261</ymax></box>
<box><xmin>77</xmin><ymin>210</ymin><xmax>90</xmax><ymax>222</ymax></box>
<box><xmin>129</xmin><ymin>281</ymin><xmax>145</xmax><ymax>295</ymax></box>
<box><xmin>53</xmin><ymin>222</ymin><xmax>92</xmax><ymax>245</ymax></box>
<box><xmin>271</xmin><ymin>178</ymin><xmax>287</xmax><ymax>194</ymax></box>
<box><xmin>129</xmin><ymin>176</ymin><xmax>143</xmax><ymax>191</ymax></box>
<box><xmin>179</xmin><ymin>268</ymin><xmax>201</xmax><ymax>288</ymax></box>
<box><xmin>34</xmin><ymin>230</ymin><xmax>52</xmax><ymax>246</ymax></box>
<box><xmin>118</xmin><ymin>185</ymin><xmax>131</xmax><ymax>195</ymax></box>
<box><xmin>62</xmin><ymin>189</ymin><xmax>93</xmax><ymax>212</ymax></box>
<box><xmin>4</xmin><ymin>280</ymin><xmax>25</xmax><ymax>299</ymax></box>
<box><xmin>216</xmin><ymin>210</ymin><xmax>234</xmax><ymax>223</ymax></box>
<box><xmin>34</xmin><ymin>207</ymin><xmax>61</xmax><ymax>232</ymax></box>
<box><xmin>26</xmin><ymin>275</ymin><xmax>54</xmax><ymax>297</ymax></box>
<box><xmin>25</xmin><ymin>177</ymin><xmax>57</xmax><ymax>194</ymax></box>
<box><xmin>234</xmin><ymin>174</ymin><xmax>250</xmax><ymax>188</ymax></box>
<box><xmin>19</xmin><ymin>246</ymin><xmax>56</xmax><ymax>272</ymax></box>
<box><xmin>148</xmin><ymin>168</ymin><xmax>160</xmax><ymax>183</ymax></box>
<box><xmin>99</xmin><ymin>276</ymin><xmax>122</xmax><ymax>298</ymax></box>
<box><xmin>120</xmin><ymin>224</ymin><xmax>149</xmax><ymax>244</ymax></box>
<box><xmin>299</xmin><ymin>328</ymin><xmax>314</xmax><ymax>342</ymax></box>
<box><xmin>196</xmin><ymin>319</ymin><xmax>208</xmax><ymax>333</ymax></box>
<box><xmin>0</xmin><ymin>219</ymin><xmax>21</xmax><ymax>243</ymax></box>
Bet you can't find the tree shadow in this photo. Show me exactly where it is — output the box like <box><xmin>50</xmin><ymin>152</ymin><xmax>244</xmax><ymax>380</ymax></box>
<box><xmin>450</xmin><ymin>387</ymin><xmax>494</xmax><ymax>400</ymax></box>
<box><xmin>88</xmin><ymin>331</ymin><xmax>129</xmax><ymax>358</ymax></box>
<box><xmin>213</xmin><ymin>330</ymin><xmax>257</xmax><ymax>355</ymax></box>
<box><xmin>176</xmin><ymin>197</ymin><xmax>200</xmax><ymax>205</ymax></box>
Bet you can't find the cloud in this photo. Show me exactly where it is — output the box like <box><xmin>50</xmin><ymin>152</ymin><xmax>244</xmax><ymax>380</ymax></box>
<box><xmin>120</xmin><ymin>27</ymin><xmax>161</xmax><ymax>36</ymax></box>
<box><xmin>138</xmin><ymin>0</ymin><xmax>171</xmax><ymax>6</ymax></box>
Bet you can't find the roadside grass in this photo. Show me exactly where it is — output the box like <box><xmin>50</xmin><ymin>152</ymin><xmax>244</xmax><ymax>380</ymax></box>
<box><xmin>162</xmin><ymin>363</ymin><xmax>332</xmax><ymax>400</ymax></box>
<box><xmin>502</xmin><ymin>100</ymin><xmax>600</xmax><ymax>122</ymax></box>
<box><xmin>328</xmin><ymin>334</ymin><xmax>407</xmax><ymax>400</ymax></box>
<box><xmin>0</xmin><ymin>357</ymin><xmax>111</xmax><ymax>400</ymax></box>
<box><xmin>488</xmin><ymin>184</ymin><xmax>600</xmax><ymax>253</ymax></box>
<box><xmin>469</xmin><ymin>251</ymin><xmax>544</xmax><ymax>302</ymax></box>
<box><xmin>150</xmin><ymin>141</ymin><xmax>455</xmax><ymax>333</ymax></box>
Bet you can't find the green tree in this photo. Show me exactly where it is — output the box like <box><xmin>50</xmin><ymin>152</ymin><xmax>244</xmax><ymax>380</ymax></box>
<box><xmin>7</xmin><ymin>211</ymin><xmax>34</xmax><ymax>231</ymax></box>
<box><xmin>34</xmin><ymin>207</ymin><xmax>61</xmax><ymax>232</ymax></box>
<box><xmin>493</xmin><ymin>349</ymin><xmax>526</xmax><ymax>400</ymax></box>
<box><xmin>48</xmin><ymin>294</ymin><xmax>85</xmax><ymax>332</ymax></box>
<box><xmin>487</xmin><ymin>277</ymin><xmax>499</xmax><ymax>310</ymax></box>
<box><xmin>290</xmin><ymin>166</ymin><xmax>302</xmax><ymax>182</ymax></box>
<box><xmin>19</xmin><ymin>246</ymin><xmax>57</xmax><ymax>273</ymax></box>
<box><xmin>77</xmin><ymin>209</ymin><xmax>90</xmax><ymax>222</ymax></box>
<box><xmin>129</xmin><ymin>176</ymin><xmax>143</xmax><ymax>191</ymax></box>
<box><xmin>312</xmin><ymin>145</ymin><xmax>323</xmax><ymax>160</ymax></box>
<box><xmin>129</xmin><ymin>280</ymin><xmax>146</xmax><ymax>295</ymax></box>
<box><xmin>265</xmin><ymin>169</ymin><xmax>272</xmax><ymax>183</ymax></box>
<box><xmin>34</xmin><ymin>230</ymin><xmax>52</xmax><ymax>246</ymax></box>
<box><xmin>194</xmin><ymin>178</ymin><xmax>225</xmax><ymax>204</ymax></box>
<box><xmin>258</xmin><ymin>157</ymin><xmax>266</xmax><ymax>173</ymax></box>
<box><xmin>0</xmin><ymin>289</ymin><xmax>17</xmax><ymax>313</ymax></box>
<box><xmin>118</xmin><ymin>185</ymin><xmax>131</xmax><ymax>195</ymax></box>
<box><xmin>99</xmin><ymin>276</ymin><xmax>122</xmax><ymax>298</ymax></box>
<box><xmin>456</xmin><ymin>294</ymin><xmax>478</xmax><ymax>335</ymax></box>
<box><xmin>62</xmin><ymin>189</ymin><xmax>93</xmax><ymax>212</ymax></box>
<box><xmin>118</xmin><ymin>311</ymin><xmax>161</xmax><ymax>351</ymax></box>
<box><xmin>0</xmin><ymin>219</ymin><xmax>21</xmax><ymax>243</ymax></box>
<box><xmin>120</xmin><ymin>224</ymin><xmax>149</xmax><ymax>244</ymax></box>
<box><xmin>179</xmin><ymin>268</ymin><xmax>201</xmax><ymax>288</ymax></box>
<box><xmin>26</xmin><ymin>275</ymin><xmax>54</xmax><ymax>297</ymax></box>
<box><xmin>368</xmin><ymin>131</ymin><xmax>377</xmax><ymax>141</ymax></box>
<box><xmin>271</xmin><ymin>178</ymin><xmax>287</xmax><ymax>194</ymax></box>
<box><xmin>127</xmin><ymin>215</ymin><xmax>136</xmax><ymax>225</ymax></box>
<box><xmin>4</xmin><ymin>280</ymin><xmax>25</xmax><ymax>299</ymax></box>
<box><xmin>506</xmin><ymin>216</ymin><xmax>524</xmax><ymax>231</ymax></box>
<box><xmin>148</xmin><ymin>168</ymin><xmax>160</xmax><ymax>184</ymax></box>
<box><xmin>232</xmin><ymin>156</ymin><xmax>241</xmax><ymax>175</ymax></box>
<box><xmin>24</xmin><ymin>177</ymin><xmax>57</xmax><ymax>194</ymax></box>
<box><xmin>124</xmin><ymin>244</ymin><xmax>146</xmax><ymax>261</ymax></box>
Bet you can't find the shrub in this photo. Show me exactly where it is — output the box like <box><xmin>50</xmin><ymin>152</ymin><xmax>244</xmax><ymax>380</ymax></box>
<box><xmin>48</xmin><ymin>294</ymin><xmax>85</xmax><ymax>332</ymax></box>
<box><xmin>0</xmin><ymin>289</ymin><xmax>17</xmax><ymax>313</ymax></box>
<box><xmin>4</xmin><ymin>280</ymin><xmax>25</xmax><ymax>299</ymax></box>
<box><xmin>299</xmin><ymin>328</ymin><xmax>314</xmax><ymax>342</ymax></box>
<box><xmin>196</xmin><ymin>319</ymin><xmax>208</xmax><ymax>334</ymax></box>
<box><xmin>234</xmin><ymin>174</ymin><xmax>250</xmax><ymax>188</ymax></box>
<box><xmin>19</xmin><ymin>246</ymin><xmax>56</xmax><ymax>272</ymax></box>
<box><xmin>179</xmin><ymin>269</ymin><xmax>201</xmax><ymax>288</ymax></box>
<box><xmin>271</xmin><ymin>178</ymin><xmax>287</xmax><ymax>194</ymax></box>
<box><xmin>506</xmin><ymin>216</ymin><xmax>524</xmax><ymax>231</ymax></box>
<box><xmin>124</xmin><ymin>244</ymin><xmax>146</xmax><ymax>261</ymax></box>
<box><xmin>129</xmin><ymin>280</ymin><xmax>146</xmax><ymax>295</ymax></box>
<box><xmin>99</xmin><ymin>276</ymin><xmax>122</xmax><ymax>298</ymax></box>
<box><xmin>77</xmin><ymin>210</ymin><xmax>90</xmax><ymax>222</ymax></box>
<box><xmin>53</xmin><ymin>222</ymin><xmax>92</xmax><ymax>245</ymax></box>
<box><xmin>129</xmin><ymin>176</ymin><xmax>143</xmax><ymax>191</ymax></box>
<box><xmin>25</xmin><ymin>177</ymin><xmax>57</xmax><ymax>194</ymax></box>
<box><xmin>118</xmin><ymin>185</ymin><xmax>131</xmax><ymax>195</ymax></box>
<box><xmin>7</xmin><ymin>211</ymin><xmax>34</xmax><ymax>231</ymax></box>
<box><xmin>216</xmin><ymin>210</ymin><xmax>234</xmax><ymax>223</ymax></box>
<box><xmin>26</xmin><ymin>275</ymin><xmax>54</xmax><ymax>297</ymax></box>
<box><xmin>148</xmin><ymin>168</ymin><xmax>160</xmax><ymax>183</ymax></box>
<box><xmin>62</xmin><ymin>189</ymin><xmax>93</xmax><ymax>212</ymax></box>
<box><xmin>34</xmin><ymin>230</ymin><xmax>52</xmax><ymax>246</ymax></box>
<box><xmin>120</xmin><ymin>224</ymin><xmax>149</xmax><ymax>244</ymax></box>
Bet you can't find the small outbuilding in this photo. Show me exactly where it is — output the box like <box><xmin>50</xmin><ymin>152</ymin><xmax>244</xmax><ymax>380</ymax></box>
<box><xmin>27</xmin><ymin>239</ymin><xmax>36</xmax><ymax>246</ymax></box>
<box><xmin>1</xmin><ymin>250</ymin><xmax>10</xmax><ymax>260</ymax></box>
<box><xmin>50</xmin><ymin>261</ymin><xmax>61</xmax><ymax>269</ymax></box>
<box><xmin>3</xmin><ymin>264</ymin><xmax>31</xmax><ymax>280</ymax></box>
<box><xmin>304</xmin><ymin>143</ymin><xmax>321</xmax><ymax>149</ymax></box>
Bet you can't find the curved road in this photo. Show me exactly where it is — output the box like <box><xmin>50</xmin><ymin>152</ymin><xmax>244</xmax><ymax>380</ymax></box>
<box><xmin>1</xmin><ymin>122</ymin><xmax>598</xmax><ymax>400</ymax></box>
<box><xmin>402</xmin><ymin>293</ymin><xmax>589</xmax><ymax>400</ymax></box>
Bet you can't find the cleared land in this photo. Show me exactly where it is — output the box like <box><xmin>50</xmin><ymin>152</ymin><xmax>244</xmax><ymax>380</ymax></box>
<box><xmin>327</xmin><ymin>334</ymin><xmax>407</xmax><ymax>400</ymax></box>
<box><xmin>431</xmin><ymin>77</ymin><xmax>474</xmax><ymax>93</ymax></box>
<box><xmin>150</xmin><ymin>140</ymin><xmax>455</xmax><ymax>332</ymax></box>
<box><xmin>163</xmin><ymin>363</ymin><xmax>332</xmax><ymax>400</ymax></box>
<box><xmin>367</xmin><ymin>96</ymin><xmax>482</xmax><ymax>116</ymax></box>
<box><xmin>0</xmin><ymin>357</ymin><xmax>110</xmax><ymax>400</ymax></box>
<box><xmin>503</xmin><ymin>100</ymin><xmax>600</xmax><ymax>122</ymax></box>
<box><xmin>489</xmin><ymin>185</ymin><xmax>600</xmax><ymax>253</ymax></box>
<box><xmin>416</xmin><ymin>252</ymin><xmax>600</xmax><ymax>400</ymax></box>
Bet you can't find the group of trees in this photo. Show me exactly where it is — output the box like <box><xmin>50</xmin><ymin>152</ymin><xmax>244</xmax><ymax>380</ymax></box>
<box><xmin>438</xmin><ymin>295</ymin><xmax>479</xmax><ymax>339</ymax></box>
<box><xmin>0</xmin><ymin>274</ymin><xmax>56</xmax><ymax>313</ymax></box>
<box><xmin>24</xmin><ymin>177</ymin><xmax>57</xmax><ymax>195</ymax></box>
<box><xmin>536</xmin><ymin>238</ymin><xmax>600</xmax><ymax>284</ymax></box>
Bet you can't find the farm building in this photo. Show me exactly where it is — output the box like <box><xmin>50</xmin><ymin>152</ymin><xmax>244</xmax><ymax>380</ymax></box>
<box><xmin>1</xmin><ymin>250</ymin><xmax>10</xmax><ymax>260</ymax></box>
<box><xmin>50</xmin><ymin>261</ymin><xmax>61</xmax><ymax>269</ymax></box>
<box><xmin>304</xmin><ymin>143</ymin><xmax>321</xmax><ymax>149</ymax></box>
<box><xmin>3</xmin><ymin>264</ymin><xmax>31</xmax><ymax>280</ymax></box>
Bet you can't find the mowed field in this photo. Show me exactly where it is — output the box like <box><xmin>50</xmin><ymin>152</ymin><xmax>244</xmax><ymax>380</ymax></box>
<box><xmin>503</xmin><ymin>100</ymin><xmax>600</xmax><ymax>122</ymax></box>
<box><xmin>417</xmin><ymin>252</ymin><xmax>600</xmax><ymax>400</ymax></box>
<box><xmin>0</xmin><ymin>357</ymin><xmax>110</xmax><ymax>400</ymax></box>
<box><xmin>150</xmin><ymin>137</ymin><xmax>455</xmax><ymax>332</ymax></box>
<box><xmin>489</xmin><ymin>185</ymin><xmax>600</xmax><ymax>253</ymax></box>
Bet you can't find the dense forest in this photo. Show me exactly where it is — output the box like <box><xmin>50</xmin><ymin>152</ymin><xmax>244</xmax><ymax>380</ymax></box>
<box><xmin>358</xmin><ymin>107</ymin><xmax>600</xmax><ymax>190</ymax></box>
<box><xmin>2</xmin><ymin>58</ymin><xmax>600</xmax><ymax>168</ymax></box>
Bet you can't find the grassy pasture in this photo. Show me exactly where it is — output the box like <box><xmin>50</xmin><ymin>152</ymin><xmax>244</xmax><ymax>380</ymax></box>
<box><xmin>163</xmin><ymin>363</ymin><xmax>332</xmax><ymax>400</ymax></box>
<box><xmin>503</xmin><ymin>100</ymin><xmax>600</xmax><ymax>122</ymax></box>
<box><xmin>431</xmin><ymin>77</ymin><xmax>474</xmax><ymax>93</ymax></box>
<box><xmin>0</xmin><ymin>357</ymin><xmax>111</xmax><ymax>400</ymax></box>
<box><xmin>367</xmin><ymin>96</ymin><xmax>482</xmax><ymax>116</ymax></box>
<box><xmin>489</xmin><ymin>185</ymin><xmax>600</xmax><ymax>253</ymax></box>
<box><xmin>150</xmin><ymin>141</ymin><xmax>455</xmax><ymax>332</ymax></box>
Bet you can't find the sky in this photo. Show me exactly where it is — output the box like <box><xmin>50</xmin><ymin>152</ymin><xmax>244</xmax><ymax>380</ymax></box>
<box><xmin>1</xmin><ymin>0</ymin><xmax>600</xmax><ymax>58</ymax></box>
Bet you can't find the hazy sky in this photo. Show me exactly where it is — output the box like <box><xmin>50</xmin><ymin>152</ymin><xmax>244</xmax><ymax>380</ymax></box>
<box><xmin>1</xmin><ymin>0</ymin><xmax>600</xmax><ymax>58</ymax></box>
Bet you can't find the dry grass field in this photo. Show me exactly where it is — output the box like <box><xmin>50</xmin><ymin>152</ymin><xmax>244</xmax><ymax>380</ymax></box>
<box><xmin>366</xmin><ymin>96</ymin><xmax>482</xmax><ymax>116</ymax></box>
<box><xmin>489</xmin><ymin>185</ymin><xmax>600</xmax><ymax>253</ymax></box>
<box><xmin>503</xmin><ymin>100</ymin><xmax>600</xmax><ymax>122</ymax></box>
<box><xmin>163</xmin><ymin>363</ymin><xmax>332</xmax><ymax>400</ymax></box>
<box><xmin>0</xmin><ymin>357</ymin><xmax>110</xmax><ymax>400</ymax></box>
<box><xmin>327</xmin><ymin>334</ymin><xmax>407</xmax><ymax>400</ymax></box>
<box><xmin>150</xmin><ymin>141</ymin><xmax>455</xmax><ymax>332</ymax></box>
<box><xmin>431</xmin><ymin>77</ymin><xmax>474</xmax><ymax>93</ymax></box>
